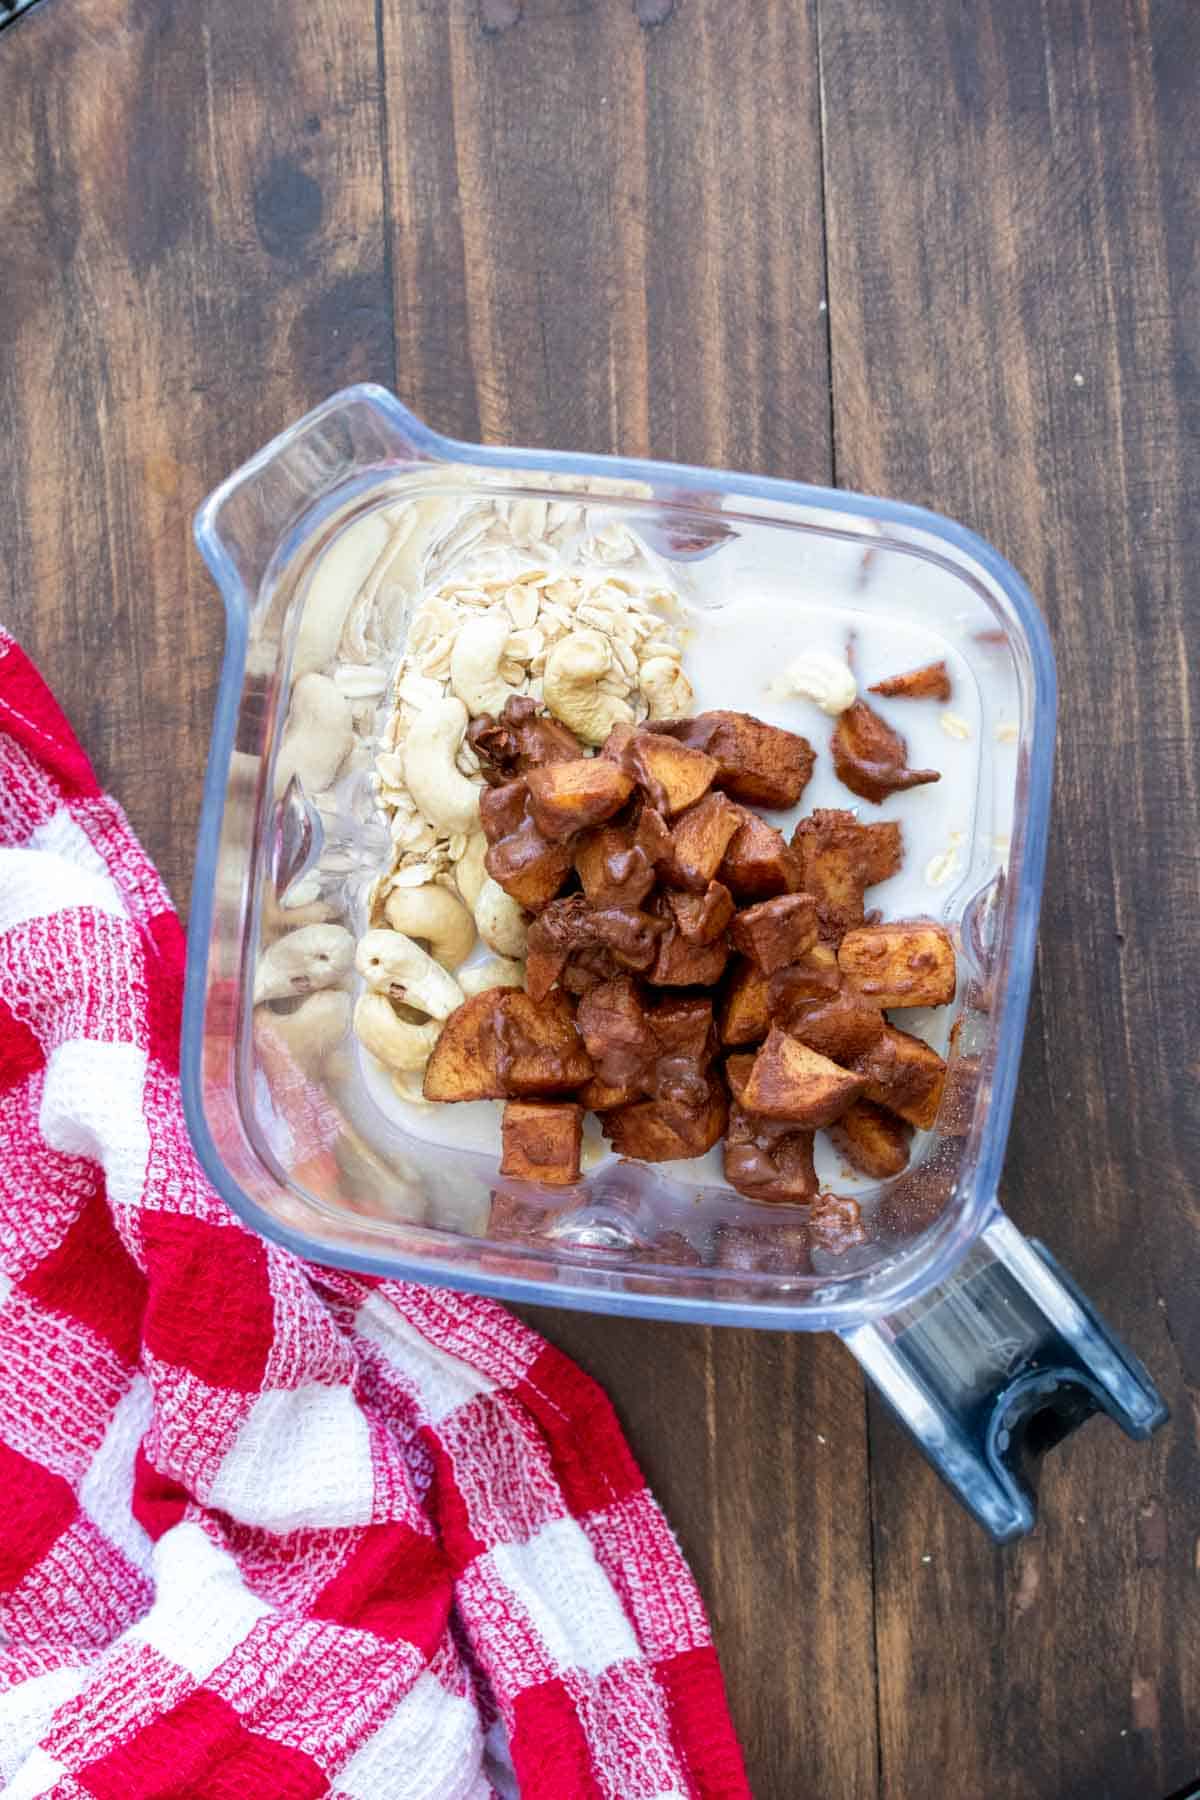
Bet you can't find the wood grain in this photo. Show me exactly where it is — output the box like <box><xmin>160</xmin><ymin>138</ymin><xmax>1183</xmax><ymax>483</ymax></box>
<box><xmin>2</xmin><ymin>0</ymin><xmax>1196</xmax><ymax>1793</ymax></box>
<box><xmin>379</xmin><ymin>4</ymin><xmax>874</xmax><ymax>1788</ymax></box>
<box><xmin>0</xmin><ymin>0</ymin><xmax>392</xmax><ymax>907</ymax></box>
<box><xmin>821</xmin><ymin>0</ymin><xmax>1200</xmax><ymax>1794</ymax></box>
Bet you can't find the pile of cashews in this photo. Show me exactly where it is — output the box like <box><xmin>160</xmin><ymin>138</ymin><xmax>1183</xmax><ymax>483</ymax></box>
<box><xmin>253</xmin><ymin>888</ymin><xmax>525</xmax><ymax>1101</ymax></box>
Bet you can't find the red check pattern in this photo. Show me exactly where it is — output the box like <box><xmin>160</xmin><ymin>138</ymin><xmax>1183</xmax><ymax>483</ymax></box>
<box><xmin>0</xmin><ymin>631</ymin><xmax>749</xmax><ymax>1800</ymax></box>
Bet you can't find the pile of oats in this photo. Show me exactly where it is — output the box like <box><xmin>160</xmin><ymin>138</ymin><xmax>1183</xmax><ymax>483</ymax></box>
<box><xmin>271</xmin><ymin>478</ymin><xmax>695</xmax><ymax>924</ymax></box>
<box><xmin>369</xmin><ymin>496</ymin><xmax>691</xmax><ymax>909</ymax></box>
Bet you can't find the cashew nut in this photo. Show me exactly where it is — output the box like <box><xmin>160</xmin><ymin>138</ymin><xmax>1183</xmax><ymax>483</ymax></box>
<box><xmin>474</xmin><ymin>877</ymin><xmax>529</xmax><ymax>958</ymax></box>
<box><xmin>403</xmin><ymin>697</ymin><xmax>482</xmax><ymax>836</ymax></box>
<box><xmin>770</xmin><ymin>650</ymin><xmax>857</xmax><ymax>716</ymax></box>
<box><xmin>639</xmin><ymin>655</ymin><xmax>695</xmax><ymax>721</ymax></box>
<box><xmin>273</xmin><ymin>672</ymin><xmax>354</xmax><ymax>800</ymax></box>
<box><xmin>355</xmin><ymin>929</ymin><xmax>464</xmax><ymax>1020</ymax></box>
<box><xmin>383</xmin><ymin>883</ymin><xmax>476</xmax><ymax>969</ymax></box>
<box><xmin>458</xmin><ymin>956</ymin><xmax>525</xmax><ymax>997</ymax></box>
<box><xmin>353</xmin><ymin>991</ymin><xmax>442</xmax><ymax>1073</ymax></box>
<box><xmin>294</xmin><ymin>508</ymin><xmax>393</xmax><ymax>677</ymax></box>
<box><xmin>454</xmin><ymin>832</ymin><xmax>489</xmax><ymax>911</ymax></box>
<box><xmin>254</xmin><ymin>924</ymin><xmax>356</xmax><ymax>1004</ymax></box>
<box><xmin>262</xmin><ymin>885</ymin><xmax>336</xmax><ymax>941</ymax></box>
<box><xmin>255</xmin><ymin>990</ymin><xmax>351</xmax><ymax>1078</ymax></box>
<box><xmin>450</xmin><ymin>613</ymin><xmax>522</xmax><ymax>719</ymax></box>
<box><xmin>542</xmin><ymin>630</ymin><xmax>636</xmax><ymax>745</ymax></box>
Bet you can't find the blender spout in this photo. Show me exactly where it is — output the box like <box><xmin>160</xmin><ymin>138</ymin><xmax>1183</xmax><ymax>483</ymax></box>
<box><xmin>192</xmin><ymin>384</ymin><xmax>427</xmax><ymax>613</ymax></box>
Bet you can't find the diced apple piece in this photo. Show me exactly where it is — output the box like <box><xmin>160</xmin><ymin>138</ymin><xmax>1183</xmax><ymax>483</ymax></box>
<box><xmin>576</xmin><ymin>975</ymin><xmax>656</xmax><ymax>1090</ymax></box>
<box><xmin>831</xmin><ymin>700</ymin><xmax>940</xmax><ymax>805</ymax></box>
<box><xmin>479</xmin><ymin>778</ymin><xmax>530</xmax><ymax>845</ymax></box>
<box><xmin>422</xmin><ymin>993</ymin><xmax>505</xmax><ymax>1101</ymax></box>
<box><xmin>723</xmin><ymin>1108</ymin><xmax>818</xmax><ymax>1204</ymax></box>
<box><xmin>718</xmin><ymin>809</ymin><xmax>804</xmax><ymax>900</ymax></box>
<box><xmin>661</xmin><ymin>711</ymin><xmax>815</xmax><ymax>809</ymax></box>
<box><xmin>857</xmin><ymin>1024</ymin><xmax>947</xmax><ymax>1130</ymax></box>
<box><xmin>525</xmin><ymin>757</ymin><xmax>635</xmax><ymax>840</ymax></box>
<box><xmin>574</xmin><ymin>808</ymin><xmax>669</xmax><ymax>909</ymax></box>
<box><xmin>648</xmin><ymin>923</ymin><xmax>730</xmax><ymax>987</ymax></box>
<box><xmin>838</xmin><ymin>922</ymin><xmax>956</xmax><ymax>1008</ymax></box>
<box><xmin>523</xmin><ymin>940</ymin><xmax>568</xmax><ymax>1004</ymax></box>
<box><xmin>664</xmin><ymin>790</ymin><xmax>743</xmax><ymax>892</ymax></box>
<box><xmin>858</xmin><ymin>822</ymin><xmax>904</xmax><ymax>886</ymax></box>
<box><xmin>778</xmin><ymin>990</ymin><xmax>885</xmax><ymax>1064</ymax></box>
<box><xmin>500</xmin><ymin>1102</ymin><xmax>584</xmax><ymax>1186</ymax></box>
<box><xmin>792</xmin><ymin>809</ymin><xmax>902</xmax><ymax>943</ymax></box>
<box><xmin>712</xmin><ymin>1219</ymin><xmax>813</xmax><ymax>1275</ymax></box>
<box><xmin>603</xmin><ymin>1073</ymin><xmax>728</xmax><ymax>1161</ymax></box>
<box><xmin>723</xmin><ymin>1052</ymin><xmax>758</xmax><ymax>1102</ymax></box>
<box><xmin>650</xmin><ymin>994</ymin><xmax>717</xmax><ymax>1065</ymax></box>
<box><xmin>740</xmin><ymin>1026</ymin><xmax>864</xmax><ymax>1126</ymax></box>
<box><xmin>827</xmin><ymin>1098</ymin><xmax>911</xmax><ymax>1178</ymax></box>
<box><xmin>577</xmin><ymin>1073</ymin><xmax>642</xmax><ymax>1112</ymax></box>
<box><xmin>718</xmin><ymin>958</ymin><xmax>773</xmax><ymax>1045</ymax></box>
<box><xmin>624</xmin><ymin>731</ymin><xmax>718</xmax><ymax>816</ymax></box>
<box><xmin>729</xmin><ymin>892</ymin><xmax>818</xmax><ymax>975</ymax></box>
<box><xmin>808</xmin><ymin>1191</ymin><xmax>868</xmax><ymax>1255</ymax></box>
<box><xmin>767</xmin><ymin>944</ymin><xmax>842</xmax><ymax>1017</ymax></box>
<box><xmin>666</xmin><ymin>881</ymin><xmax>735</xmax><ymax>944</ymax></box>
<box><xmin>423</xmin><ymin>989</ymin><xmax>591</xmax><ymax>1102</ymax></box>
<box><xmin>869</xmin><ymin>660</ymin><xmax>951</xmax><ymax>702</ymax></box>
<box><xmin>485</xmin><ymin>823</ymin><xmax>573</xmax><ymax>909</ymax></box>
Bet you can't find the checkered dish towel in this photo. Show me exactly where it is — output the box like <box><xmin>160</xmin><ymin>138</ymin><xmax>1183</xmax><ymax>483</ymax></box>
<box><xmin>0</xmin><ymin>631</ymin><xmax>748</xmax><ymax>1800</ymax></box>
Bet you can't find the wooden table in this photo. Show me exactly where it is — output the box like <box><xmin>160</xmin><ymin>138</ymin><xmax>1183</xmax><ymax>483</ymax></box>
<box><xmin>3</xmin><ymin>2</ymin><xmax>1197</xmax><ymax>1793</ymax></box>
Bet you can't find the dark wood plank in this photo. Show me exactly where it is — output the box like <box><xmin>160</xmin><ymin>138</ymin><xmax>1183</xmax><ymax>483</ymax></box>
<box><xmin>821</xmin><ymin>1</ymin><xmax>1200</xmax><ymax>1794</ymax></box>
<box><xmin>0</xmin><ymin>0</ymin><xmax>392</xmax><ymax>909</ymax></box>
<box><xmin>379</xmin><ymin>5</ymin><xmax>875</xmax><ymax>1793</ymax></box>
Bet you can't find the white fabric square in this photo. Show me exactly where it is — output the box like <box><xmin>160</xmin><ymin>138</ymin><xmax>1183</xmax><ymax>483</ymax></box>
<box><xmin>79</xmin><ymin>1373</ymin><xmax>154</xmax><ymax>1574</ymax></box>
<box><xmin>488</xmin><ymin>1516</ymin><xmax>640</xmax><ymax>1679</ymax></box>
<box><xmin>127</xmin><ymin>1521</ymin><xmax>272</xmax><ymax>1682</ymax></box>
<box><xmin>0</xmin><ymin>845</ymin><xmax>126</xmax><ymax>934</ymax></box>
<box><xmin>354</xmin><ymin>1293</ymin><xmax>494</xmax><ymax>1426</ymax></box>
<box><xmin>206</xmin><ymin>1382</ymin><xmax>375</xmax><ymax>1531</ymax></box>
<box><xmin>0</xmin><ymin>1744</ymin><xmax>70</xmax><ymax>1800</ymax></box>
<box><xmin>39</xmin><ymin>1039</ymin><xmax>150</xmax><ymax>1211</ymax></box>
<box><xmin>331</xmin><ymin>1670</ymin><xmax>484</xmax><ymax>1800</ymax></box>
<box><xmin>0</xmin><ymin>1668</ymin><xmax>84</xmax><ymax>1785</ymax></box>
<box><xmin>582</xmin><ymin>1492</ymin><xmax>711</xmax><ymax>1661</ymax></box>
<box><xmin>28</xmin><ymin>811</ymin><xmax>118</xmax><ymax>888</ymax></box>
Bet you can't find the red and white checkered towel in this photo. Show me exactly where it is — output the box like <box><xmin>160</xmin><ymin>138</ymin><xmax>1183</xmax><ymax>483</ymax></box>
<box><xmin>0</xmin><ymin>630</ymin><xmax>748</xmax><ymax>1800</ymax></box>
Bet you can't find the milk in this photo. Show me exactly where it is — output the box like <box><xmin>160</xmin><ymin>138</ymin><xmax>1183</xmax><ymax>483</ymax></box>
<box><xmin>361</xmin><ymin>512</ymin><xmax>1018</xmax><ymax>1199</ymax></box>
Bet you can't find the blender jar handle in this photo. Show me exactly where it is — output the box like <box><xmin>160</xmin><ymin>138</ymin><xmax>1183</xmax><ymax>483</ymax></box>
<box><xmin>840</xmin><ymin>1210</ymin><xmax>1168</xmax><ymax>1541</ymax></box>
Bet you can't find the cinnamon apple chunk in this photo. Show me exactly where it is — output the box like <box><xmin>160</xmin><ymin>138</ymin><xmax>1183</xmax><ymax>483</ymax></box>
<box><xmin>856</xmin><ymin>1024</ymin><xmax>947</xmax><ymax>1130</ymax></box>
<box><xmin>739</xmin><ymin>1026</ymin><xmax>864</xmax><ymax>1127</ymax></box>
<box><xmin>602</xmin><ymin>1072</ymin><xmax>728</xmax><ymax>1162</ymax></box>
<box><xmin>827</xmin><ymin>1098</ymin><xmax>912</xmax><ymax>1178</ymax></box>
<box><xmin>423</xmin><ymin>989</ymin><xmax>592</xmax><ymax>1102</ymax></box>
<box><xmin>500</xmin><ymin>1101</ymin><xmax>584</xmax><ymax>1187</ymax></box>
<box><xmin>837</xmin><ymin>922</ymin><xmax>956</xmax><ymax>1009</ymax></box>
<box><xmin>525</xmin><ymin>756</ymin><xmax>635</xmax><ymax>840</ymax></box>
